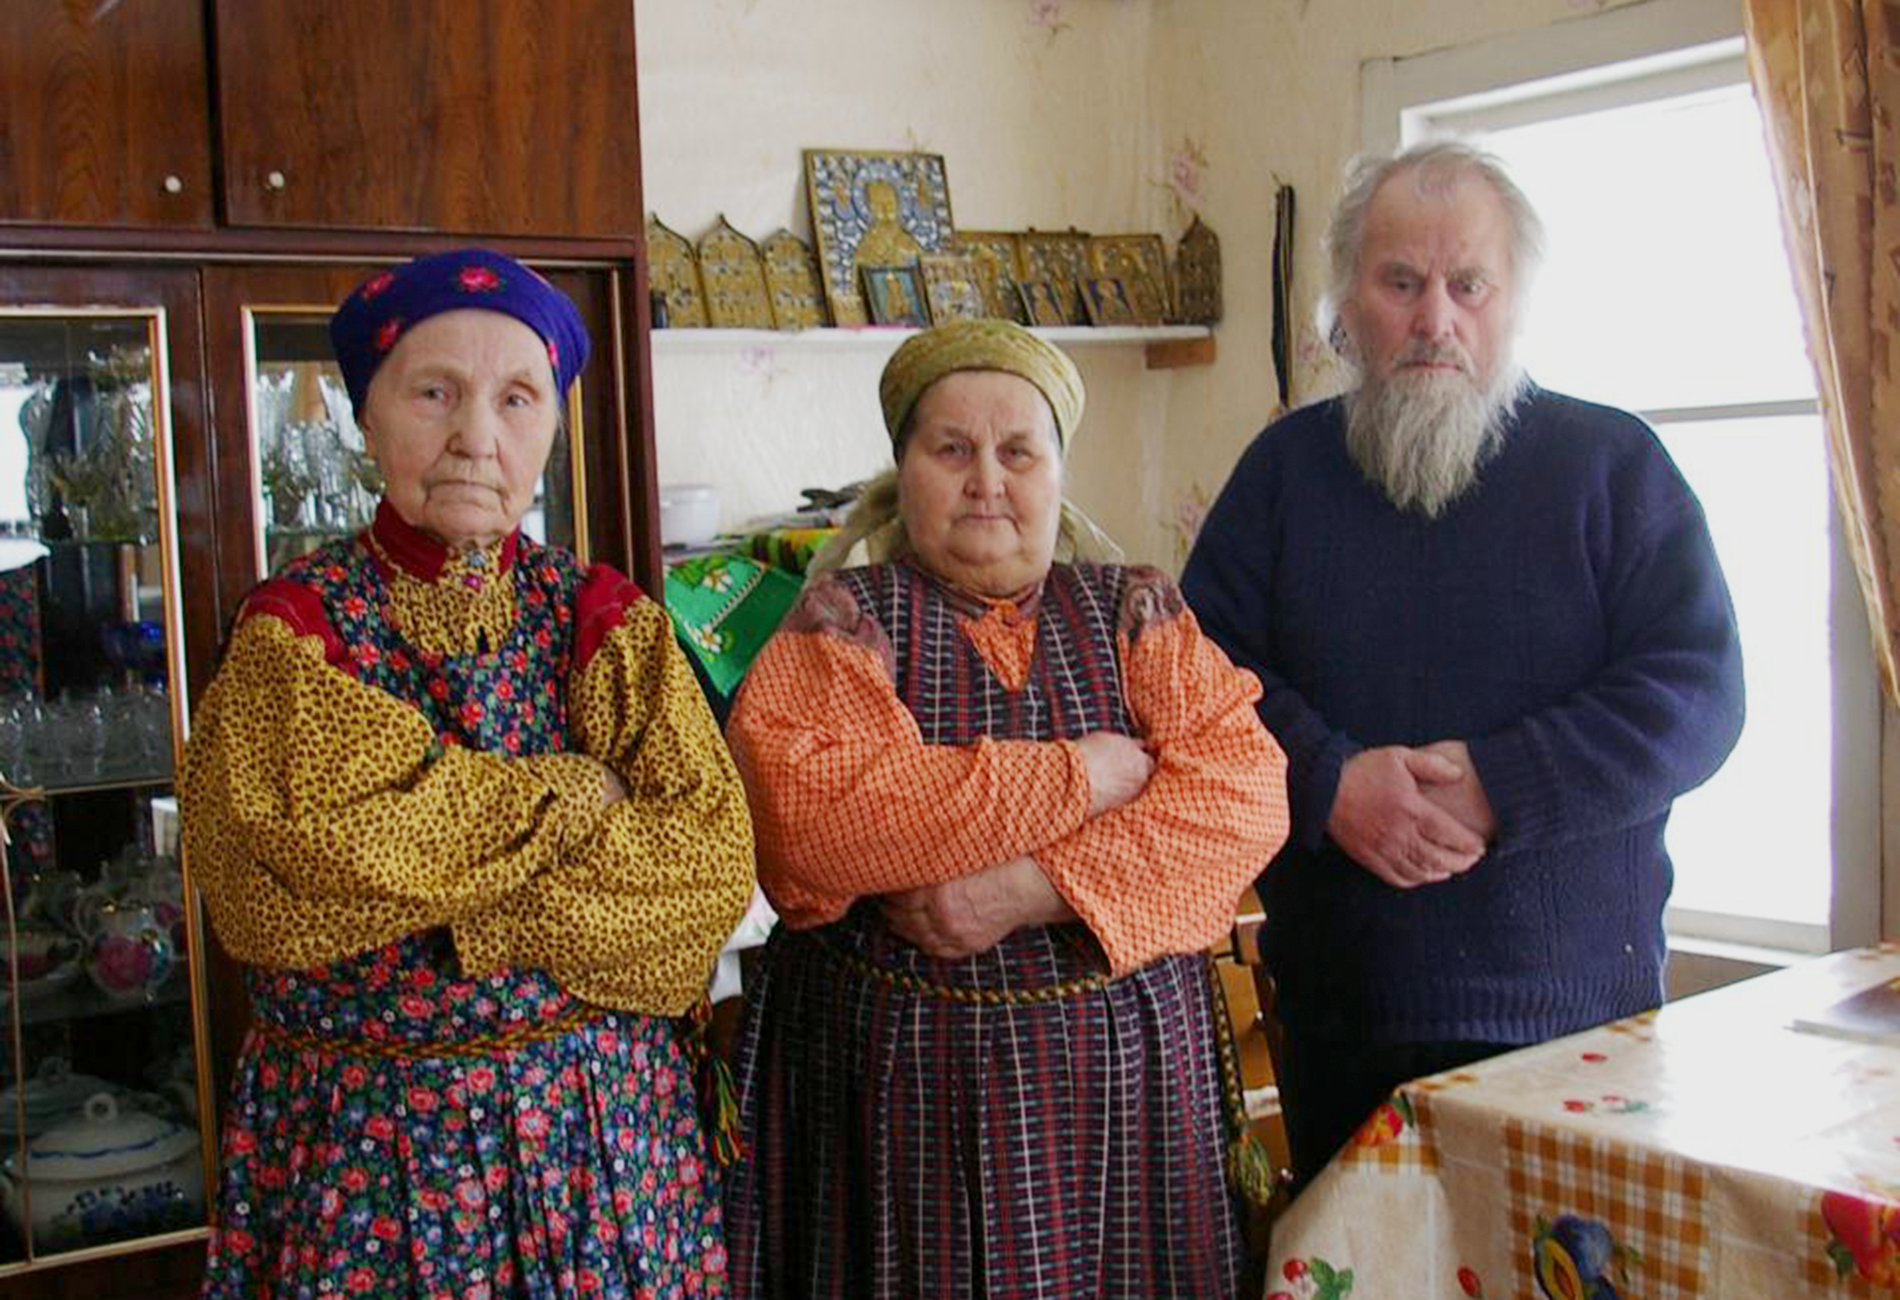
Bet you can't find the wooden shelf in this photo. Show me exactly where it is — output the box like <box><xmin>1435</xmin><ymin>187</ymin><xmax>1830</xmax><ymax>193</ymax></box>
<box><xmin>650</xmin><ymin>324</ymin><xmax>1216</xmax><ymax>368</ymax></box>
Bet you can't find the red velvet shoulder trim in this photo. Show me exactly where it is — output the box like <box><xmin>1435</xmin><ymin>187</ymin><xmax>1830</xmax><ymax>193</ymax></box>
<box><xmin>573</xmin><ymin>563</ymin><xmax>645</xmax><ymax>671</ymax></box>
<box><xmin>236</xmin><ymin>579</ymin><xmax>349</xmax><ymax>669</ymax></box>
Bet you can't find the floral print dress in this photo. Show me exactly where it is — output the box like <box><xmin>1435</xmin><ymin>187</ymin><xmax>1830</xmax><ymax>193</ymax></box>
<box><xmin>191</xmin><ymin>507</ymin><xmax>739</xmax><ymax>1299</ymax></box>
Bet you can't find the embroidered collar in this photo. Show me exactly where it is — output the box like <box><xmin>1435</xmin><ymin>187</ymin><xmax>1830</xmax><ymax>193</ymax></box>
<box><xmin>367</xmin><ymin>499</ymin><xmax>519</xmax><ymax>583</ymax></box>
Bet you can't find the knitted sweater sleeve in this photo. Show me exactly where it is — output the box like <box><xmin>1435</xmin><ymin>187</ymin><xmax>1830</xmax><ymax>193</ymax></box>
<box><xmin>1466</xmin><ymin>444</ymin><xmax>1745</xmax><ymax>850</ymax></box>
<box><xmin>1182</xmin><ymin>426</ymin><xmax>1360</xmax><ymax>852</ymax></box>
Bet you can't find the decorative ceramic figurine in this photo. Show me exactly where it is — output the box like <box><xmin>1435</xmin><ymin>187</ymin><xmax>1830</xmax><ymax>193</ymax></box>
<box><xmin>0</xmin><ymin>1092</ymin><xmax>203</xmax><ymax>1251</ymax></box>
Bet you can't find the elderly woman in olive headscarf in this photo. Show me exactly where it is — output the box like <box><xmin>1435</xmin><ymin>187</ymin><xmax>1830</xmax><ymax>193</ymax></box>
<box><xmin>721</xmin><ymin>319</ymin><xmax>1291</xmax><ymax>1297</ymax></box>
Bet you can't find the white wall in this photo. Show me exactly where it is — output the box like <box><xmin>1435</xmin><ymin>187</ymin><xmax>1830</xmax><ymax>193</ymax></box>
<box><xmin>633</xmin><ymin>0</ymin><xmax>1657</xmax><ymax>568</ymax></box>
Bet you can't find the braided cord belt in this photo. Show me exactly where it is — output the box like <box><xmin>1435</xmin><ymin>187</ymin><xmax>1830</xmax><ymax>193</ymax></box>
<box><xmin>809</xmin><ymin>932</ymin><xmax>1113</xmax><ymax>1005</ymax></box>
<box><xmin>249</xmin><ymin>998</ymin><xmax>609</xmax><ymax>1061</ymax></box>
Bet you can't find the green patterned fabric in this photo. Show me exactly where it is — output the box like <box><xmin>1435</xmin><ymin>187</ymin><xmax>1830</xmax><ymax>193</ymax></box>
<box><xmin>663</xmin><ymin>553</ymin><xmax>802</xmax><ymax>696</ymax></box>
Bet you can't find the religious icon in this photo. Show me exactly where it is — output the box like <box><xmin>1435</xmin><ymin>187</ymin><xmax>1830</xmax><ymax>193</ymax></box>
<box><xmin>645</xmin><ymin>216</ymin><xmax>707</xmax><ymax>328</ymax></box>
<box><xmin>1174</xmin><ymin>216</ymin><xmax>1223</xmax><ymax>324</ymax></box>
<box><xmin>1016</xmin><ymin>279</ymin><xmax>1068</xmax><ymax>329</ymax></box>
<box><xmin>1088</xmin><ymin>234</ymin><xmax>1171</xmax><ymax>326</ymax></box>
<box><xmin>919</xmin><ymin>253</ymin><xmax>985</xmax><ymax>323</ymax></box>
<box><xmin>1082</xmin><ymin>276</ymin><xmax>1138</xmax><ymax>327</ymax></box>
<box><xmin>1017</xmin><ymin>229</ymin><xmax>1092</xmax><ymax>325</ymax></box>
<box><xmin>760</xmin><ymin>229</ymin><xmax>829</xmax><ymax>330</ymax></box>
<box><xmin>804</xmin><ymin>150</ymin><xmax>956</xmax><ymax>326</ymax></box>
<box><xmin>861</xmin><ymin>265</ymin><xmax>931</xmax><ymax>328</ymax></box>
<box><xmin>697</xmin><ymin>216</ymin><xmax>775</xmax><ymax>330</ymax></box>
<box><xmin>950</xmin><ymin>231</ymin><xmax>1029</xmax><ymax>322</ymax></box>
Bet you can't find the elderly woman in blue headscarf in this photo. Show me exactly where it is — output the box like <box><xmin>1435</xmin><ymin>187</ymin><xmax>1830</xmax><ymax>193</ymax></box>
<box><xmin>180</xmin><ymin>248</ymin><xmax>753</xmax><ymax>1299</ymax></box>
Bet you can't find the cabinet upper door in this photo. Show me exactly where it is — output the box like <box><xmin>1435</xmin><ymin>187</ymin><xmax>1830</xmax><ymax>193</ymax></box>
<box><xmin>0</xmin><ymin>0</ymin><xmax>214</xmax><ymax>228</ymax></box>
<box><xmin>213</xmin><ymin>1</ymin><xmax>644</xmax><ymax>237</ymax></box>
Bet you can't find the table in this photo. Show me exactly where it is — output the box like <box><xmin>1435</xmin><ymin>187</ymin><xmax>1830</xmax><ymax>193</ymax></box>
<box><xmin>1263</xmin><ymin>945</ymin><xmax>1900</xmax><ymax>1299</ymax></box>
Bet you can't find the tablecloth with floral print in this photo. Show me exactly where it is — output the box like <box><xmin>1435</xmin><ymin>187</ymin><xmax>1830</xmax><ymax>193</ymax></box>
<box><xmin>1265</xmin><ymin>945</ymin><xmax>1900</xmax><ymax>1299</ymax></box>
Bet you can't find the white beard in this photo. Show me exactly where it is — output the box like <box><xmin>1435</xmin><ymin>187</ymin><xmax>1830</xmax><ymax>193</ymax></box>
<box><xmin>1343</xmin><ymin>347</ymin><xmax>1528</xmax><ymax>519</ymax></box>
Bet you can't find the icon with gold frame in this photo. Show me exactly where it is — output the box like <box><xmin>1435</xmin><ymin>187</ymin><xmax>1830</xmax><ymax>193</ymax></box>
<box><xmin>1174</xmin><ymin>216</ymin><xmax>1223</xmax><ymax>325</ymax></box>
<box><xmin>759</xmin><ymin>230</ymin><xmax>829</xmax><ymax>331</ymax></box>
<box><xmin>1088</xmin><ymin>234</ymin><xmax>1171</xmax><ymax>326</ymax></box>
<box><xmin>949</xmin><ymin>231</ymin><xmax>1028</xmax><ymax>322</ymax></box>
<box><xmin>1082</xmin><ymin>276</ymin><xmax>1139</xmax><ymax>327</ymax></box>
<box><xmin>805</xmin><ymin>149</ymin><xmax>956</xmax><ymax>327</ymax></box>
<box><xmin>861</xmin><ymin>265</ymin><xmax>931</xmax><ymax>328</ymax></box>
<box><xmin>1016</xmin><ymin>279</ymin><xmax>1068</xmax><ymax>329</ymax></box>
<box><xmin>698</xmin><ymin>216</ymin><xmax>776</xmax><ymax>330</ymax></box>
<box><xmin>1017</xmin><ymin>229</ymin><xmax>1093</xmax><ymax>325</ymax></box>
<box><xmin>918</xmin><ymin>253</ymin><xmax>985</xmax><ymax>323</ymax></box>
<box><xmin>645</xmin><ymin>216</ymin><xmax>707</xmax><ymax>328</ymax></box>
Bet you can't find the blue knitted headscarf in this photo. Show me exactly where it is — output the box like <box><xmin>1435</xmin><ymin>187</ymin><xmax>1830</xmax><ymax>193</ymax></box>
<box><xmin>329</xmin><ymin>248</ymin><xmax>591</xmax><ymax>417</ymax></box>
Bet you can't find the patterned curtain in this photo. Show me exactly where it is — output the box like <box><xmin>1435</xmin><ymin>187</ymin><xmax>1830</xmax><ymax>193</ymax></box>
<box><xmin>1744</xmin><ymin>1</ymin><xmax>1900</xmax><ymax>701</ymax></box>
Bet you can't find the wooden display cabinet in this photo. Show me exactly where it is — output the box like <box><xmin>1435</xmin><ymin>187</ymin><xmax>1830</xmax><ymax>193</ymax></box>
<box><xmin>0</xmin><ymin>1</ymin><xmax>642</xmax><ymax>240</ymax></box>
<box><xmin>0</xmin><ymin>2</ymin><xmax>215</xmax><ymax>230</ymax></box>
<box><xmin>0</xmin><ymin>7</ymin><xmax>658</xmax><ymax>1297</ymax></box>
<box><xmin>0</xmin><ymin>244</ymin><xmax>657</xmax><ymax>1297</ymax></box>
<box><xmin>212</xmin><ymin>0</ymin><xmax>643</xmax><ymax>236</ymax></box>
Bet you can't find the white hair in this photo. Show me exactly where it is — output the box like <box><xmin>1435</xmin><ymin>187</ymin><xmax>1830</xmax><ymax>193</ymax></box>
<box><xmin>1318</xmin><ymin>139</ymin><xmax>1547</xmax><ymax>355</ymax></box>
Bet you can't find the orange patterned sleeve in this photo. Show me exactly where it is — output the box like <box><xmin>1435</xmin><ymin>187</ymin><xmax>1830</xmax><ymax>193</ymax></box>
<box><xmin>725</xmin><ymin>577</ymin><xmax>1093</xmax><ymax>927</ymax></box>
<box><xmin>1035</xmin><ymin>577</ymin><xmax>1290</xmax><ymax>975</ymax></box>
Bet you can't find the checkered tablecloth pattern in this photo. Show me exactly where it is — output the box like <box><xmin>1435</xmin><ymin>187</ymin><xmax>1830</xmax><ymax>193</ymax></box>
<box><xmin>1264</xmin><ymin>950</ymin><xmax>1900</xmax><ymax>1300</ymax></box>
<box><xmin>1503</xmin><ymin>1117</ymin><xmax>1711</xmax><ymax>1298</ymax></box>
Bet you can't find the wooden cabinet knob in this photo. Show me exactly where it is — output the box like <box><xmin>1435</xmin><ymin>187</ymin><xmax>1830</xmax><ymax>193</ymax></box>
<box><xmin>265</xmin><ymin>170</ymin><xmax>287</xmax><ymax>191</ymax></box>
<box><xmin>162</xmin><ymin>175</ymin><xmax>184</xmax><ymax>195</ymax></box>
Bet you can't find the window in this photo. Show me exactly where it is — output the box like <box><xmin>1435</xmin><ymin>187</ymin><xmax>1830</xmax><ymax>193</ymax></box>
<box><xmin>1363</xmin><ymin>0</ymin><xmax>1877</xmax><ymax>957</ymax></box>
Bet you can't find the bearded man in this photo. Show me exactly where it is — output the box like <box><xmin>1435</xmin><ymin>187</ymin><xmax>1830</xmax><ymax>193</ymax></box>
<box><xmin>1181</xmin><ymin>141</ymin><xmax>1744</xmax><ymax>1194</ymax></box>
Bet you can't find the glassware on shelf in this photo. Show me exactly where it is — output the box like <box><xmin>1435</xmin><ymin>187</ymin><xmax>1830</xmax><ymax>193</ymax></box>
<box><xmin>19</xmin><ymin>343</ymin><xmax>160</xmax><ymax>544</ymax></box>
<box><xmin>0</xmin><ymin>303</ymin><xmax>209</xmax><ymax>1274</ymax></box>
<box><xmin>255</xmin><ymin>360</ymin><xmax>381</xmax><ymax>539</ymax></box>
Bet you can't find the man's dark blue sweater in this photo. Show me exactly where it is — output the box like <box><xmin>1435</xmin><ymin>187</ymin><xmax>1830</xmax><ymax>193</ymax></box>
<box><xmin>1182</xmin><ymin>386</ymin><xmax>1744</xmax><ymax>1044</ymax></box>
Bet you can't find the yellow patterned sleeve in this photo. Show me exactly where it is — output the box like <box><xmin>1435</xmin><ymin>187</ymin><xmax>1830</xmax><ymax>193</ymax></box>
<box><xmin>453</xmin><ymin>598</ymin><xmax>756</xmax><ymax>1014</ymax></box>
<box><xmin>180</xmin><ymin>613</ymin><xmax>607</xmax><ymax>968</ymax></box>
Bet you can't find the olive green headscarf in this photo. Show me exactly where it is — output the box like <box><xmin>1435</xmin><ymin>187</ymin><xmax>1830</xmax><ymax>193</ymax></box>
<box><xmin>809</xmin><ymin>320</ymin><xmax>1121</xmax><ymax>578</ymax></box>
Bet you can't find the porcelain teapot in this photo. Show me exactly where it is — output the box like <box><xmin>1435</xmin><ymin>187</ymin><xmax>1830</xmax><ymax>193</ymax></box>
<box><xmin>0</xmin><ymin>1092</ymin><xmax>203</xmax><ymax>1252</ymax></box>
<box><xmin>76</xmin><ymin>898</ymin><xmax>175</xmax><ymax>1002</ymax></box>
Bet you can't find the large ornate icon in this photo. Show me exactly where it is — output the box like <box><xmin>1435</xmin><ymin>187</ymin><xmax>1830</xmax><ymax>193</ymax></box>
<box><xmin>803</xmin><ymin>150</ymin><xmax>956</xmax><ymax>327</ymax></box>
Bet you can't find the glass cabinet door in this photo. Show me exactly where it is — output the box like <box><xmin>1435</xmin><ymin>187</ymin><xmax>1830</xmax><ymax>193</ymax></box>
<box><xmin>243</xmin><ymin>309</ymin><xmax>582</xmax><ymax>571</ymax></box>
<box><xmin>0</xmin><ymin>310</ymin><xmax>203</xmax><ymax>1265</ymax></box>
<box><xmin>203</xmin><ymin>265</ymin><xmax>594</xmax><ymax>583</ymax></box>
